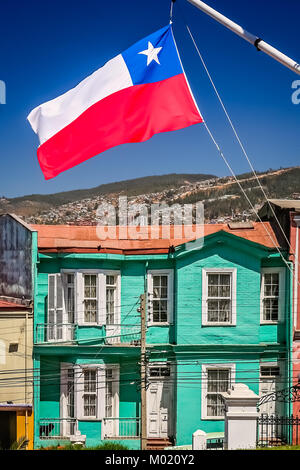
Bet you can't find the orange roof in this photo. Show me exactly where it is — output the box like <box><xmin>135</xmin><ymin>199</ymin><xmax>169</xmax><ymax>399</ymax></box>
<box><xmin>30</xmin><ymin>222</ymin><xmax>281</xmax><ymax>254</ymax></box>
<box><xmin>0</xmin><ymin>300</ymin><xmax>28</xmax><ymax>310</ymax></box>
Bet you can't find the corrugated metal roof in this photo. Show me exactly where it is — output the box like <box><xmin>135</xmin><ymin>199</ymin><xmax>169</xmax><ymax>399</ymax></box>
<box><xmin>30</xmin><ymin>222</ymin><xmax>282</xmax><ymax>253</ymax></box>
<box><xmin>268</xmin><ymin>199</ymin><xmax>300</xmax><ymax>210</ymax></box>
<box><xmin>0</xmin><ymin>299</ymin><xmax>28</xmax><ymax>309</ymax></box>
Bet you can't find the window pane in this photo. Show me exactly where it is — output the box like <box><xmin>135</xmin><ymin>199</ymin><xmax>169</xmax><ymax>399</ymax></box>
<box><xmin>83</xmin><ymin>369</ymin><xmax>97</xmax><ymax>417</ymax></box>
<box><xmin>151</xmin><ymin>275</ymin><xmax>169</xmax><ymax>323</ymax></box>
<box><xmin>105</xmin><ymin>369</ymin><xmax>114</xmax><ymax>418</ymax></box>
<box><xmin>260</xmin><ymin>366</ymin><xmax>280</xmax><ymax>377</ymax></box>
<box><xmin>207</xmin><ymin>273</ymin><xmax>232</xmax><ymax>323</ymax></box>
<box><xmin>67</xmin><ymin>368</ymin><xmax>75</xmax><ymax>419</ymax></box>
<box><xmin>106</xmin><ymin>275</ymin><xmax>116</xmax><ymax>325</ymax></box>
<box><xmin>263</xmin><ymin>298</ymin><xmax>278</xmax><ymax>321</ymax></box>
<box><xmin>66</xmin><ymin>274</ymin><xmax>75</xmax><ymax>323</ymax></box>
<box><xmin>206</xmin><ymin>369</ymin><xmax>230</xmax><ymax>417</ymax></box>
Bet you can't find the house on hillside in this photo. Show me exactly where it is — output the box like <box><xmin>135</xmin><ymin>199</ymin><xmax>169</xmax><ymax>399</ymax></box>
<box><xmin>0</xmin><ymin>214</ymin><xmax>37</xmax><ymax>449</ymax></box>
<box><xmin>30</xmin><ymin>221</ymin><xmax>292</xmax><ymax>449</ymax></box>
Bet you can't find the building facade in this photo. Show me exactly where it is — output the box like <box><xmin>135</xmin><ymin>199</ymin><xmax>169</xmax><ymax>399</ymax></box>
<box><xmin>259</xmin><ymin>199</ymin><xmax>300</xmax><ymax>420</ymax></box>
<box><xmin>31</xmin><ymin>222</ymin><xmax>292</xmax><ymax>449</ymax></box>
<box><xmin>0</xmin><ymin>214</ymin><xmax>37</xmax><ymax>449</ymax></box>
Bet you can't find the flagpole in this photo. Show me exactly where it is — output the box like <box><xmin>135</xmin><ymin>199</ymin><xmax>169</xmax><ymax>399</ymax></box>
<box><xmin>186</xmin><ymin>0</ymin><xmax>300</xmax><ymax>75</ymax></box>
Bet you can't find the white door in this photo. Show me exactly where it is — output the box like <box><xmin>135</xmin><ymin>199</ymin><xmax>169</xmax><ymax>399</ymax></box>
<box><xmin>147</xmin><ymin>366</ymin><xmax>173</xmax><ymax>439</ymax></box>
<box><xmin>259</xmin><ymin>365</ymin><xmax>284</xmax><ymax>443</ymax></box>
<box><xmin>259</xmin><ymin>365</ymin><xmax>283</xmax><ymax>416</ymax></box>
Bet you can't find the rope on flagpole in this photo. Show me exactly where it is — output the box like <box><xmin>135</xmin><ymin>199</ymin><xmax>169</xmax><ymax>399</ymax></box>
<box><xmin>170</xmin><ymin>7</ymin><xmax>299</xmax><ymax>284</ymax></box>
<box><xmin>173</xmin><ymin>3</ymin><xmax>300</xmax><ymax>273</ymax></box>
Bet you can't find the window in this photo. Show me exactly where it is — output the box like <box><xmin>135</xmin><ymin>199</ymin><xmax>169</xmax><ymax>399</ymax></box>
<box><xmin>104</xmin><ymin>366</ymin><xmax>119</xmax><ymax>420</ymax></box>
<box><xmin>202</xmin><ymin>269</ymin><xmax>237</xmax><ymax>326</ymax></box>
<box><xmin>147</xmin><ymin>270</ymin><xmax>173</xmax><ymax>324</ymax></box>
<box><xmin>48</xmin><ymin>270</ymin><xmax>121</xmax><ymax>329</ymax></box>
<box><xmin>83</xmin><ymin>369</ymin><xmax>97</xmax><ymax>417</ymax></box>
<box><xmin>66</xmin><ymin>274</ymin><xmax>75</xmax><ymax>324</ymax></box>
<box><xmin>260</xmin><ymin>366</ymin><xmax>280</xmax><ymax>377</ymax></box>
<box><xmin>61</xmin><ymin>364</ymin><xmax>119</xmax><ymax>424</ymax></box>
<box><xmin>84</xmin><ymin>274</ymin><xmax>98</xmax><ymax>323</ymax></box>
<box><xmin>47</xmin><ymin>273</ymin><xmax>64</xmax><ymax>340</ymax></box>
<box><xmin>202</xmin><ymin>364</ymin><xmax>235</xmax><ymax>419</ymax></box>
<box><xmin>261</xmin><ymin>268</ymin><xmax>285</xmax><ymax>323</ymax></box>
<box><xmin>60</xmin><ymin>363</ymin><xmax>76</xmax><ymax>435</ymax></box>
<box><xmin>105</xmin><ymin>369</ymin><xmax>113</xmax><ymax>417</ymax></box>
<box><xmin>149</xmin><ymin>366</ymin><xmax>171</xmax><ymax>378</ymax></box>
<box><xmin>106</xmin><ymin>275</ymin><xmax>117</xmax><ymax>325</ymax></box>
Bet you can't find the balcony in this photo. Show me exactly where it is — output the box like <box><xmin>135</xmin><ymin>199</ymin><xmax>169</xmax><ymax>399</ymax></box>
<box><xmin>102</xmin><ymin>417</ymin><xmax>141</xmax><ymax>439</ymax></box>
<box><xmin>35</xmin><ymin>323</ymin><xmax>141</xmax><ymax>345</ymax></box>
<box><xmin>39</xmin><ymin>417</ymin><xmax>140</xmax><ymax>441</ymax></box>
<box><xmin>36</xmin><ymin>323</ymin><xmax>77</xmax><ymax>344</ymax></box>
<box><xmin>39</xmin><ymin>418</ymin><xmax>78</xmax><ymax>440</ymax></box>
<box><xmin>103</xmin><ymin>325</ymin><xmax>141</xmax><ymax>345</ymax></box>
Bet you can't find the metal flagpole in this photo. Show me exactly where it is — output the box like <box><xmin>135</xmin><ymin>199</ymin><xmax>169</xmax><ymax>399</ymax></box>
<box><xmin>186</xmin><ymin>0</ymin><xmax>300</xmax><ymax>75</ymax></box>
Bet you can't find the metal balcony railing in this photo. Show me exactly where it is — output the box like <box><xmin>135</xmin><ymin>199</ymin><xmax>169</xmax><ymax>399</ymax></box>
<box><xmin>36</xmin><ymin>323</ymin><xmax>141</xmax><ymax>345</ymax></box>
<box><xmin>102</xmin><ymin>417</ymin><xmax>141</xmax><ymax>439</ymax></box>
<box><xmin>36</xmin><ymin>323</ymin><xmax>77</xmax><ymax>344</ymax></box>
<box><xmin>39</xmin><ymin>418</ymin><xmax>77</xmax><ymax>439</ymax></box>
<box><xmin>104</xmin><ymin>325</ymin><xmax>141</xmax><ymax>345</ymax></box>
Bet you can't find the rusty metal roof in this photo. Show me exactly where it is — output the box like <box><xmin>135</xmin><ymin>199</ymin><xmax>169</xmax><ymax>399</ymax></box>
<box><xmin>0</xmin><ymin>299</ymin><xmax>29</xmax><ymax>309</ymax></box>
<box><xmin>268</xmin><ymin>199</ymin><xmax>300</xmax><ymax>210</ymax></box>
<box><xmin>30</xmin><ymin>222</ymin><xmax>282</xmax><ymax>254</ymax></box>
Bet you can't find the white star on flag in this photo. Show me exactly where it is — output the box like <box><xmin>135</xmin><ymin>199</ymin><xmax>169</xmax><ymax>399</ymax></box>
<box><xmin>138</xmin><ymin>41</ymin><xmax>162</xmax><ymax>66</ymax></box>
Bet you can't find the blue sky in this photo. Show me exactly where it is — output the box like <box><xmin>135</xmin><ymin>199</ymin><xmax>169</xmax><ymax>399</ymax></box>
<box><xmin>0</xmin><ymin>0</ymin><xmax>299</xmax><ymax>198</ymax></box>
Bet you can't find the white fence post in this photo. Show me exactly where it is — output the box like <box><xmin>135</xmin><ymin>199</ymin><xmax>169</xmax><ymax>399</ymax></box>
<box><xmin>221</xmin><ymin>383</ymin><xmax>260</xmax><ymax>450</ymax></box>
<box><xmin>192</xmin><ymin>429</ymin><xmax>207</xmax><ymax>450</ymax></box>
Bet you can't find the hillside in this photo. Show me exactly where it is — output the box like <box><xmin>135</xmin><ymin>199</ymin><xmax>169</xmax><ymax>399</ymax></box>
<box><xmin>0</xmin><ymin>173</ymin><xmax>215</xmax><ymax>217</ymax></box>
<box><xmin>0</xmin><ymin>167</ymin><xmax>299</xmax><ymax>224</ymax></box>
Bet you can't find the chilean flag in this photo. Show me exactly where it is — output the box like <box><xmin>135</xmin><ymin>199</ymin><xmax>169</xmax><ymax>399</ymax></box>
<box><xmin>28</xmin><ymin>25</ymin><xmax>203</xmax><ymax>180</ymax></box>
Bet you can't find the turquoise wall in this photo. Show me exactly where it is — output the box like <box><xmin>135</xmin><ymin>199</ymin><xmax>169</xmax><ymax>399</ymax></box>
<box><xmin>33</xmin><ymin>232</ymin><xmax>291</xmax><ymax>448</ymax></box>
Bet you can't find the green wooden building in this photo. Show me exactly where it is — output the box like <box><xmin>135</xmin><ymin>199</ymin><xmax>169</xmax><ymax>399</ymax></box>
<box><xmin>31</xmin><ymin>222</ymin><xmax>292</xmax><ymax>449</ymax></box>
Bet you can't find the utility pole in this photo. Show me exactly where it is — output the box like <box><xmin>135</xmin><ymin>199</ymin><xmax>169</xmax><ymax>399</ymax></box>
<box><xmin>139</xmin><ymin>293</ymin><xmax>147</xmax><ymax>450</ymax></box>
<box><xmin>186</xmin><ymin>0</ymin><xmax>300</xmax><ymax>75</ymax></box>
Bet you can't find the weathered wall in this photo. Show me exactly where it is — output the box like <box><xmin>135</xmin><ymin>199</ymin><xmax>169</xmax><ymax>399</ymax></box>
<box><xmin>0</xmin><ymin>215</ymin><xmax>33</xmax><ymax>301</ymax></box>
<box><xmin>0</xmin><ymin>312</ymin><xmax>33</xmax><ymax>403</ymax></box>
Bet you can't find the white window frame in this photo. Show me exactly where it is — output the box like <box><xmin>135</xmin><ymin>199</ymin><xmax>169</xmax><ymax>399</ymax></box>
<box><xmin>202</xmin><ymin>268</ymin><xmax>237</xmax><ymax>326</ymax></box>
<box><xmin>76</xmin><ymin>364</ymin><xmax>105</xmax><ymax>421</ymax></box>
<box><xmin>104</xmin><ymin>364</ymin><xmax>120</xmax><ymax>418</ymax></box>
<box><xmin>260</xmin><ymin>267</ymin><xmax>285</xmax><ymax>324</ymax></box>
<box><xmin>201</xmin><ymin>363</ymin><xmax>236</xmax><ymax>420</ymax></box>
<box><xmin>58</xmin><ymin>269</ymin><xmax>121</xmax><ymax>327</ymax></box>
<box><xmin>259</xmin><ymin>361</ymin><xmax>282</xmax><ymax>379</ymax></box>
<box><xmin>147</xmin><ymin>269</ymin><xmax>174</xmax><ymax>326</ymax></box>
<box><xmin>61</xmin><ymin>363</ymin><xmax>120</xmax><ymax>425</ymax></box>
<box><xmin>47</xmin><ymin>273</ymin><xmax>65</xmax><ymax>341</ymax></box>
<box><xmin>101</xmin><ymin>364</ymin><xmax>120</xmax><ymax>439</ymax></box>
<box><xmin>60</xmin><ymin>362</ymin><xmax>77</xmax><ymax>436</ymax></box>
<box><xmin>103</xmin><ymin>271</ymin><xmax>121</xmax><ymax>327</ymax></box>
